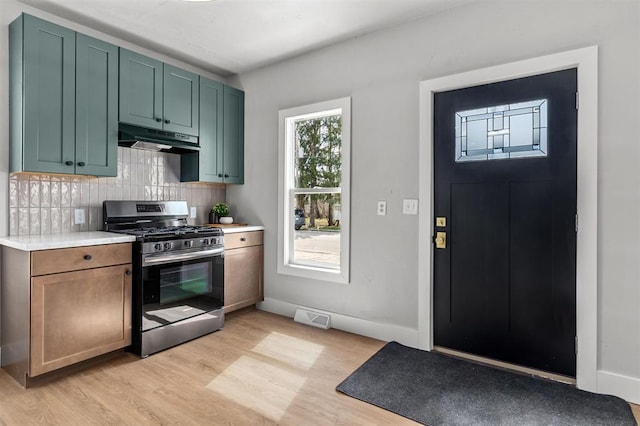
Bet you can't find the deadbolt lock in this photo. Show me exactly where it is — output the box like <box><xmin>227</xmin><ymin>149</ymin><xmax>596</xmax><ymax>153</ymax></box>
<box><xmin>436</xmin><ymin>217</ymin><xmax>446</xmax><ymax>227</ymax></box>
<box><xmin>435</xmin><ymin>231</ymin><xmax>446</xmax><ymax>249</ymax></box>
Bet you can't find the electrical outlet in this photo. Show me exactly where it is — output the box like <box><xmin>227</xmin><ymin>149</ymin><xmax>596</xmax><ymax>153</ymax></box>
<box><xmin>190</xmin><ymin>207</ymin><xmax>197</xmax><ymax>219</ymax></box>
<box><xmin>403</xmin><ymin>199</ymin><xmax>418</xmax><ymax>215</ymax></box>
<box><xmin>74</xmin><ymin>208</ymin><xmax>86</xmax><ymax>225</ymax></box>
<box><xmin>377</xmin><ymin>201</ymin><xmax>387</xmax><ymax>216</ymax></box>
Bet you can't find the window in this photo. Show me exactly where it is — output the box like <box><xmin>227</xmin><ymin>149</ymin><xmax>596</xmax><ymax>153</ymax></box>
<box><xmin>455</xmin><ymin>99</ymin><xmax>548</xmax><ymax>162</ymax></box>
<box><xmin>278</xmin><ymin>97</ymin><xmax>351</xmax><ymax>283</ymax></box>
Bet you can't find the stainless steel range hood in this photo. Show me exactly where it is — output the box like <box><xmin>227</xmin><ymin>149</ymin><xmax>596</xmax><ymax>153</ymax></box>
<box><xmin>118</xmin><ymin>123</ymin><xmax>200</xmax><ymax>153</ymax></box>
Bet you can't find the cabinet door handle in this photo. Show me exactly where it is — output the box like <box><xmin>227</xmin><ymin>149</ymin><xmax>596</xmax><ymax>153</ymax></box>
<box><xmin>164</xmin><ymin>119</ymin><xmax>171</xmax><ymax>124</ymax></box>
<box><xmin>218</xmin><ymin>174</ymin><xmax>223</xmax><ymax>178</ymax></box>
<box><xmin>224</xmin><ymin>174</ymin><xmax>229</xmax><ymax>178</ymax></box>
<box><xmin>240</xmin><ymin>238</ymin><xmax>246</xmax><ymax>241</ymax></box>
<box><xmin>77</xmin><ymin>162</ymin><xmax>85</xmax><ymax>167</ymax></box>
<box><xmin>155</xmin><ymin>118</ymin><xmax>162</xmax><ymax>122</ymax></box>
<box><xmin>83</xmin><ymin>254</ymin><xmax>92</xmax><ymax>261</ymax></box>
<box><xmin>65</xmin><ymin>161</ymin><xmax>74</xmax><ymax>166</ymax></box>
<box><xmin>125</xmin><ymin>269</ymin><xmax>132</xmax><ymax>276</ymax></box>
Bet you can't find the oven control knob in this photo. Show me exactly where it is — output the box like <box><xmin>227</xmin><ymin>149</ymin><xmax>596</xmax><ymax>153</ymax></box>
<box><xmin>164</xmin><ymin>242</ymin><xmax>173</xmax><ymax>250</ymax></box>
<box><xmin>201</xmin><ymin>238</ymin><xmax>209</xmax><ymax>245</ymax></box>
<box><xmin>154</xmin><ymin>243</ymin><xmax>162</xmax><ymax>251</ymax></box>
<box><xmin>184</xmin><ymin>240</ymin><xmax>194</xmax><ymax>248</ymax></box>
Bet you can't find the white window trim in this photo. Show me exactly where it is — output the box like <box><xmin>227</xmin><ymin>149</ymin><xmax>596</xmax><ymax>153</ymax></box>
<box><xmin>277</xmin><ymin>97</ymin><xmax>351</xmax><ymax>284</ymax></box>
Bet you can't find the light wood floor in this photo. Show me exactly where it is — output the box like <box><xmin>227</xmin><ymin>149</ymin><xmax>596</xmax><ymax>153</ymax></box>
<box><xmin>0</xmin><ymin>309</ymin><xmax>638</xmax><ymax>425</ymax></box>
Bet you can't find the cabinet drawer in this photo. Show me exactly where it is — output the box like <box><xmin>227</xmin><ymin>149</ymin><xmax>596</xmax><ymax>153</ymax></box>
<box><xmin>31</xmin><ymin>243</ymin><xmax>132</xmax><ymax>276</ymax></box>
<box><xmin>224</xmin><ymin>231</ymin><xmax>263</xmax><ymax>250</ymax></box>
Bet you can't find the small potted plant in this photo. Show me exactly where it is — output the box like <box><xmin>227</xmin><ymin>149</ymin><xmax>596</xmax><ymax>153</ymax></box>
<box><xmin>211</xmin><ymin>202</ymin><xmax>233</xmax><ymax>224</ymax></box>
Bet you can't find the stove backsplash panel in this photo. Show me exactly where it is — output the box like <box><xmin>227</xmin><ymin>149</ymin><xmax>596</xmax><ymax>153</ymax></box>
<box><xmin>9</xmin><ymin>148</ymin><xmax>225</xmax><ymax>236</ymax></box>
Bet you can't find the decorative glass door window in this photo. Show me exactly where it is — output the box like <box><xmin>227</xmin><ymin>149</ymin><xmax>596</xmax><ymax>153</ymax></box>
<box><xmin>455</xmin><ymin>99</ymin><xmax>548</xmax><ymax>162</ymax></box>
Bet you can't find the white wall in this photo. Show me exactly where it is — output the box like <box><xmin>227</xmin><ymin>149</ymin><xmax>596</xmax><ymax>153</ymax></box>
<box><xmin>228</xmin><ymin>0</ymin><xmax>640</xmax><ymax>399</ymax></box>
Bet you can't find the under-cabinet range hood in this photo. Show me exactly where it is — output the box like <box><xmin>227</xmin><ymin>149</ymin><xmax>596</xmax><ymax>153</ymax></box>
<box><xmin>118</xmin><ymin>123</ymin><xmax>199</xmax><ymax>153</ymax></box>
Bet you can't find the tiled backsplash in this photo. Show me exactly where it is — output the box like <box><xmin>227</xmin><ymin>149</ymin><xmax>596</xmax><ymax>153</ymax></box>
<box><xmin>9</xmin><ymin>147</ymin><xmax>225</xmax><ymax>236</ymax></box>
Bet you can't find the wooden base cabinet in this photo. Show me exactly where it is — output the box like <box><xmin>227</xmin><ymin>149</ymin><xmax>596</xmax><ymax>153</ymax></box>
<box><xmin>30</xmin><ymin>264</ymin><xmax>132</xmax><ymax>376</ymax></box>
<box><xmin>1</xmin><ymin>243</ymin><xmax>132</xmax><ymax>386</ymax></box>
<box><xmin>224</xmin><ymin>231</ymin><xmax>264</xmax><ymax>313</ymax></box>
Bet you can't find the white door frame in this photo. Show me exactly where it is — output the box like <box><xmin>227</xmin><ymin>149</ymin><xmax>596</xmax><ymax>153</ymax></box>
<box><xmin>417</xmin><ymin>46</ymin><xmax>598</xmax><ymax>391</ymax></box>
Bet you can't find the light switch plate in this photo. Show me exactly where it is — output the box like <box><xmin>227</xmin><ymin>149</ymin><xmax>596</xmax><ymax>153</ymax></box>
<box><xmin>74</xmin><ymin>208</ymin><xmax>86</xmax><ymax>225</ymax></box>
<box><xmin>377</xmin><ymin>201</ymin><xmax>387</xmax><ymax>216</ymax></box>
<box><xmin>403</xmin><ymin>199</ymin><xmax>418</xmax><ymax>215</ymax></box>
<box><xmin>190</xmin><ymin>207</ymin><xmax>197</xmax><ymax>218</ymax></box>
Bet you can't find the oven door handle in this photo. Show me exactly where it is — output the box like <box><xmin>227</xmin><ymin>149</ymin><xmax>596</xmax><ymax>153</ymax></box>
<box><xmin>142</xmin><ymin>247</ymin><xmax>224</xmax><ymax>266</ymax></box>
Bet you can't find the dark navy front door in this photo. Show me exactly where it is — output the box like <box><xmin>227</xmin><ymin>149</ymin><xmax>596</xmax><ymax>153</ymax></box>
<box><xmin>433</xmin><ymin>69</ymin><xmax>578</xmax><ymax>377</ymax></box>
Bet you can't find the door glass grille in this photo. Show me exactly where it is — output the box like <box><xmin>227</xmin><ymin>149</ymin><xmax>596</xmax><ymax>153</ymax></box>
<box><xmin>455</xmin><ymin>99</ymin><xmax>548</xmax><ymax>162</ymax></box>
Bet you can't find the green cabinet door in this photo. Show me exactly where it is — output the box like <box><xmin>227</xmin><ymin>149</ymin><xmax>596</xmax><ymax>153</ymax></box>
<box><xmin>15</xmin><ymin>14</ymin><xmax>76</xmax><ymax>174</ymax></box>
<box><xmin>164</xmin><ymin>64</ymin><xmax>199</xmax><ymax>135</ymax></box>
<box><xmin>197</xmin><ymin>77</ymin><xmax>224</xmax><ymax>182</ymax></box>
<box><xmin>119</xmin><ymin>49</ymin><xmax>163</xmax><ymax>130</ymax></box>
<box><xmin>222</xmin><ymin>86</ymin><xmax>245</xmax><ymax>184</ymax></box>
<box><xmin>75</xmin><ymin>34</ymin><xmax>118</xmax><ymax>177</ymax></box>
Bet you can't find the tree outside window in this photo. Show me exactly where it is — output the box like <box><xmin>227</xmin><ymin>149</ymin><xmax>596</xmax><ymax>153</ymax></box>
<box><xmin>295</xmin><ymin>115</ymin><xmax>342</xmax><ymax>230</ymax></box>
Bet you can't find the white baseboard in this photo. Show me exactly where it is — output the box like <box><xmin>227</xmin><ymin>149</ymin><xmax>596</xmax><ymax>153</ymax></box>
<box><xmin>597</xmin><ymin>370</ymin><xmax>640</xmax><ymax>405</ymax></box>
<box><xmin>257</xmin><ymin>298</ymin><xmax>419</xmax><ymax>348</ymax></box>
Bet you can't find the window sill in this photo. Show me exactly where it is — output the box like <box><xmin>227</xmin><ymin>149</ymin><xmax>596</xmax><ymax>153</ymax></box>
<box><xmin>277</xmin><ymin>262</ymin><xmax>349</xmax><ymax>285</ymax></box>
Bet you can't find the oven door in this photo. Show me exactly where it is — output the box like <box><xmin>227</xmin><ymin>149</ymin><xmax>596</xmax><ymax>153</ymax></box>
<box><xmin>141</xmin><ymin>249</ymin><xmax>224</xmax><ymax>332</ymax></box>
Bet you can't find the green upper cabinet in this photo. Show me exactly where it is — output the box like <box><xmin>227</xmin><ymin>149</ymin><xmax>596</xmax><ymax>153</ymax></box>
<box><xmin>186</xmin><ymin>77</ymin><xmax>243</xmax><ymax>184</ymax></box>
<box><xmin>118</xmin><ymin>49</ymin><xmax>163</xmax><ymax>130</ymax></box>
<box><xmin>75</xmin><ymin>34</ymin><xmax>118</xmax><ymax>177</ymax></box>
<box><xmin>11</xmin><ymin>14</ymin><xmax>75</xmax><ymax>174</ymax></box>
<box><xmin>163</xmin><ymin>64</ymin><xmax>199</xmax><ymax>134</ymax></box>
<box><xmin>9</xmin><ymin>14</ymin><xmax>118</xmax><ymax>177</ymax></box>
<box><xmin>222</xmin><ymin>85</ymin><xmax>245</xmax><ymax>184</ymax></box>
<box><xmin>119</xmin><ymin>49</ymin><xmax>199</xmax><ymax>136</ymax></box>
<box><xmin>194</xmin><ymin>77</ymin><xmax>224</xmax><ymax>182</ymax></box>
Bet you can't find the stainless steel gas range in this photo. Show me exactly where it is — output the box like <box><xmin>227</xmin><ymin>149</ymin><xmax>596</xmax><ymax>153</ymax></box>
<box><xmin>103</xmin><ymin>200</ymin><xmax>224</xmax><ymax>357</ymax></box>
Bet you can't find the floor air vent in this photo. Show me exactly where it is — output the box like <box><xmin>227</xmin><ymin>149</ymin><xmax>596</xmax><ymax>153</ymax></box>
<box><xmin>294</xmin><ymin>308</ymin><xmax>331</xmax><ymax>330</ymax></box>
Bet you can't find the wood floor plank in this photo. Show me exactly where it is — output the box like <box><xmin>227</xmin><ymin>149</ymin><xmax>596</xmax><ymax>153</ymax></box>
<box><xmin>0</xmin><ymin>309</ymin><xmax>637</xmax><ymax>425</ymax></box>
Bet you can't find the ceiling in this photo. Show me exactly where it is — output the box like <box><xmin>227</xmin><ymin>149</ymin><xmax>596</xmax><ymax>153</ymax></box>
<box><xmin>18</xmin><ymin>0</ymin><xmax>472</xmax><ymax>77</ymax></box>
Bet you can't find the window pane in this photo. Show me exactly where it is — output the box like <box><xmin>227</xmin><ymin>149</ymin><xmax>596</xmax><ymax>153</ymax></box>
<box><xmin>294</xmin><ymin>115</ymin><xmax>342</xmax><ymax>188</ymax></box>
<box><xmin>292</xmin><ymin>193</ymin><xmax>341</xmax><ymax>269</ymax></box>
<box><xmin>455</xmin><ymin>99</ymin><xmax>548</xmax><ymax>162</ymax></box>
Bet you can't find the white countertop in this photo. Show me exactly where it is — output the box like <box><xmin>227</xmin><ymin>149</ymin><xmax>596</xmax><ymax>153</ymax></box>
<box><xmin>0</xmin><ymin>231</ymin><xmax>137</xmax><ymax>251</ymax></box>
<box><xmin>220</xmin><ymin>225</ymin><xmax>265</xmax><ymax>234</ymax></box>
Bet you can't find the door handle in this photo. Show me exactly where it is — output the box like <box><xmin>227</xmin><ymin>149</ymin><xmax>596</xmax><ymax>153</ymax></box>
<box><xmin>435</xmin><ymin>232</ymin><xmax>446</xmax><ymax>249</ymax></box>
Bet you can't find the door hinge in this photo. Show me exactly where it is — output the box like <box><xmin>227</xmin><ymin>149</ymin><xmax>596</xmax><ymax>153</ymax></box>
<box><xmin>575</xmin><ymin>336</ymin><xmax>578</xmax><ymax>355</ymax></box>
<box><xmin>575</xmin><ymin>213</ymin><xmax>579</xmax><ymax>233</ymax></box>
<box><xmin>576</xmin><ymin>91</ymin><xmax>579</xmax><ymax>110</ymax></box>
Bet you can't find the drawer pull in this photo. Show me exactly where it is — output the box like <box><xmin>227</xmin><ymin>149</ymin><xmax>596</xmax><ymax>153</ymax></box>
<box><xmin>240</xmin><ymin>238</ymin><xmax>246</xmax><ymax>241</ymax></box>
<box><xmin>125</xmin><ymin>269</ymin><xmax>132</xmax><ymax>276</ymax></box>
<box><xmin>83</xmin><ymin>254</ymin><xmax>92</xmax><ymax>261</ymax></box>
